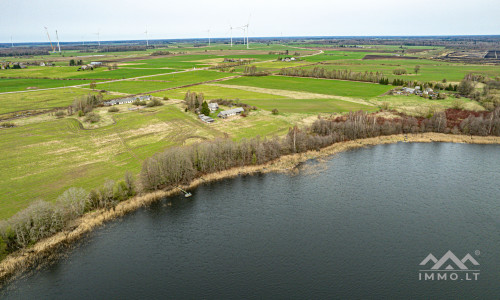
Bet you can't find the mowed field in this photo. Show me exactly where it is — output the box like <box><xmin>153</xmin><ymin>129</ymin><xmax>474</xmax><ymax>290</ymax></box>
<box><xmin>297</xmin><ymin>57</ymin><xmax>500</xmax><ymax>82</ymax></box>
<box><xmin>222</xmin><ymin>76</ymin><xmax>393</xmax><ymax>98</ymax></box>
<box><xmin>0</xmin><ymin>66</ymin><xmax>176</xmax><ymax>79</ymax></box>
<box><xmin>93</xmin><ymin>70</ymin><xmax>235</xmax><ymax>94</ymax></box>
<box><xmin>0</xmin><ymin>78</ymin><xmax>98</xmax><ymax>93</ymax></box>
<box><xmin>0</xmin><ymin>101</ymin><xmax>294</xmax><ymax>219</ymax></box>
<box><xmin>0</xmin><ymin>88</ymin><xmax>120</xmax><ymax>115</ymax></box>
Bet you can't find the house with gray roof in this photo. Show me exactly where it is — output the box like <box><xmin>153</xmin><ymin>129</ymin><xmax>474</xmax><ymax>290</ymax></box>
<box><xmin>104</xmin><ymin>95</ymin><xmax>152</xmax><ymax>106</ymax></box>
<box><xmin>217</xmin><ymin>107</ymin><xmax>244</xmax><ymax>119</ymax></box>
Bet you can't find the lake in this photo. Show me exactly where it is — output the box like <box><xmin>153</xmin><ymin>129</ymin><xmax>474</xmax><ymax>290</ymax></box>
<box><xmin>2</xmin><ymin>142</ymin><xmax>500</xmax><ymax>299</ymax></box>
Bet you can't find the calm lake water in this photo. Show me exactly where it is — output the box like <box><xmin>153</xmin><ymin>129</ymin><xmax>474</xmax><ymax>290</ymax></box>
<box><xmin>2</xmin><ymin>143</ymin><xmax>500</xmax><ymax>299</ymax></box>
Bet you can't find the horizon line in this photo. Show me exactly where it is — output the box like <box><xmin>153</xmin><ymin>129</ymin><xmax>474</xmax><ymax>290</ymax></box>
<box><xmin>2</xmin><ymin>34</ymin><xmax>500</xmax><ymax>45</ymax></box>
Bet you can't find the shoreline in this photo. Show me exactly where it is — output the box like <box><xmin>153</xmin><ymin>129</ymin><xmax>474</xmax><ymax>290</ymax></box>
<box><xmin>1</xmin><ymin>132</ymin><xmax>500</xmax><ymax>285</ymax></box>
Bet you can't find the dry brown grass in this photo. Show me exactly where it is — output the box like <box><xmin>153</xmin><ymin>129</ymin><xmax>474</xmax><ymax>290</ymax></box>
<box><xmin>2</xmin><ymin>132</ymin><xmax>500</xmax><ymax>286</ymax></box>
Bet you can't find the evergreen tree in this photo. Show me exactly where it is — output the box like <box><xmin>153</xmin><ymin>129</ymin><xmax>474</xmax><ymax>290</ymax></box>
<box><xmin>201</xmin><ymin>101</ymin><xmax>210</xmax><ymax>116</ymax></box>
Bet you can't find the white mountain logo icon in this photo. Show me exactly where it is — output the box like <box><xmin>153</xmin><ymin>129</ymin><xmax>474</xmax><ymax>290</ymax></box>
<box><xmin>420</xmin><ymin>250</ymin><xmax>479</xmax><ymax>270</ymax></box>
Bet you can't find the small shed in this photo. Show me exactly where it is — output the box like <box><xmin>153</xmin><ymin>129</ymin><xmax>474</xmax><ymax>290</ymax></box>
<box><xmin>208</xmin><ymin>103</ymin><xmax>219</xmax><ymax>112</ymax></box>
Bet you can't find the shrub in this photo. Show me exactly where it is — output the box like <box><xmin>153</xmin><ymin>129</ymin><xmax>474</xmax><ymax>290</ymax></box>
<box><xmin>55</xmin><ymin>110</ymin><xmax>65</xmax><ymax>118</ymax></box>
<box><xmin>457</xmin><ymin>79</ymin><xmax>474</xmax><ymax>96</ymax></box>
<box><xmin>78</xmin><ymin>110</ymin><xmax>85</xmax><ymax>117</ymax></box>
<box><xmin>0</xmin><ymin>235</ymin><xmax>6</xmax><ymax>260</ymax></box>
<box><xmin>272</xmin><ymin>108</ymin><xmax>279</xmax><ymax>115</ymax></box>
<box><xmin>451</xmin><ymin>99</ymin><xmax>465</xmax><ymax>110</ymax></box>
<box><xmin>163</xmin><ymin>96</ymin><xmax>169</xmax><ymax>100</ymax></box>
<box><xmin>393</xmin><ymin>68</ymin><xmax>407</xmax><ymax>75</ymax></box>
<box><xmin>56</xmin><ymin>187</ymin><xmax>88</xmax><ymax>222</ymax></box>
<box><xmin>113</xmin><ymin>181</ymin><xmax>128</xmax><ymax>202</ymax></box>
<box><xmin>146</xmin><ymin>99</ymin><xmax>163</xmax><ymax>107</ymax></box>
<box><xmin>0</xmin><ymin>122</ymin><xmax>15</xmax><ymax>128</ymax></box>
<box><xmin>132</xmin><ymin>99</ymin><xmax>147</xmax><ymax>106</ymax></box>
<box><xmin>380</xmin><ymin>102</ymin><xmax>390</xmax><ymax>110</ymax></box>
<box><xmin>84</xmin><ymin>112</ymin><xmax>101</xmax><ymax>123</ymax></box>
<box><xmin>108</xmin><ymin>106</ymin><xmax>119</xmax><ymax>113</ymax></box>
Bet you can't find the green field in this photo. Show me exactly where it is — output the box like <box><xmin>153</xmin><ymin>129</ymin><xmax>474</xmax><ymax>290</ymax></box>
<box><xmin>222</xmin><ymin>75</ymin><xmax>393</xmax><ymax>98</ymax></box>
<box><xmin>244</xmin><ymin>98</ymin><xmax>376</xmax><ymax>113</ymax></box>
<box><xmin>0</xmin><ymin>78</ymin><xmax>98</xmax><ymax>93</ymax></box>
<box><xmin>372</xmin><ymin>94</ymin><xmax>484</xmax><ymax>113</ymax></box>
<box><xmin>0</xmin><ymin>88</ymin><xmax>118</xmax><ymax>115</ymax></box>
<box><xmin>94</xmin><ymin>70</ymin><xmax>234</xmax><ymax>94</ymax></box>
<box><xmin>298</xmin><ymin>58</ymin><xmax>500</xmax><ymax>82</ymax></box>
<box><xmin>152</xmin><ymin>83</ymin><xmax>289</xmax><ymax>100</ymax></box>
<box><xmin>0</xmin><ymin>101</ymin><xmax>296</xmax><ymax>219</ymax></box>
<box><xmin>0</xmin><ymin>66</ymin><xmax>177</xmax><ymax>80</ymax></box>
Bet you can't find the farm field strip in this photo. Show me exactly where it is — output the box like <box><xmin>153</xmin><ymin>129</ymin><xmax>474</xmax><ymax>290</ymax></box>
<box><xmin>207</xmin><ymin>83</ymin><xmax>373</xmax><ymax>105</ymax></box>
<box><xmin>222</xmin><ymin>75</ymin><xmax>393</xmax><ymax>99</ymax></box>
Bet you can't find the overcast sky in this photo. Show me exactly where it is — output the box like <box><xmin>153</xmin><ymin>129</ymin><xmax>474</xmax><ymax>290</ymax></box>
<box><xmin>1</xmin><ymin>0</ymin><xmax>499</xmax><ymax>43</ymax></box>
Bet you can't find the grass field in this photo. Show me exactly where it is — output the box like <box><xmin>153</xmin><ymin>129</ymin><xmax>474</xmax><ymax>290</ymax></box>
<box><xmin>0</xmin><ymin>88</ymin><xmax>119</xmax><ymax>115</ymax></box>
<box><xmin>152</xmin><ymin>83</ymin><xmax>289</xmax><ymax>100</ymax></box>
<box><xmin>244</xmin><ymin>98</ymin><xmax>376</xmax><ymax>113</ymax></box>
<box><xmin>298</xmin><ymin>58</ymin><xmax>500</xmax><ymax>82</ymax></box>
<box><xmin>0</xmin><ymin>66</ymin><xmax>177</xmax><ymax>80</ymax></box>
<box><xmin>222</xmin><ymin>75</ymin><xmax>393</xmax><ymax>99</ymax></box>
<box><xmin>0</xmin><ymin>102</ymin><xmax>295</xmax><ymax>219</ymax></box>
<box><xmin>0</xmin><ymin>78</ymin><xmax>98</xmax><ymax>93</ymax></box>
<box><xmin>372</xmin><ymin>94</ymin><xmax>484</xmax><ymax>114</ymax></box>
<box><xmin>0</xmin><ymin>104</ymin><xmax>213</xmax><ymax>218</ymax></box>
<box><xmin>94</xmin><ymin>70</ymin><xmax>234</xmax><ymax>94</ymax></box>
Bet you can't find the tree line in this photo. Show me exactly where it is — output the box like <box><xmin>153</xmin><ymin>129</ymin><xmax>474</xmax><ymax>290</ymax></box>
<box><xmin>278</xmin><ymin>66</ymin><xmax>386</xmax><ymax>84</ymax></box>
<box><xmin>0</xmin><ymin>173</ymin><xmax>136</xmax><ymax>260</ymax></box>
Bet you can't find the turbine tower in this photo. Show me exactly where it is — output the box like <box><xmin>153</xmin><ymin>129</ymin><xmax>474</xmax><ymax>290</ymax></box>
<box><xmin>207</xmin><ymin>29</ymin><xmax>211</xmax><ymax>46</ymax></box>
<box><xmin>10</xmin><ymin>36</ymin><xmax>14</xmax><ymax>47</ymax></box>
<box><xmin>229</xmin><ymin>25</ymin><xmax>234</xmax><ymax>47</ymax></box>
<box><xmin>95</xmin><ymin>30</ymin><xmax>100</xmax><ymax>46</ymax></box>
<box><xmin>144</xmin><ymin>28</ymin><xmax>149</xmax><ymax>47</ymax></box>
<box><xmin>55</xmin><ymin>30</ymin><xmax>61</xmax><ymax>53</ymax></box>
<box><xmin>238</xmin><ymin>26</ymin><xmax>246</xmax><ymax>46</ymax></box>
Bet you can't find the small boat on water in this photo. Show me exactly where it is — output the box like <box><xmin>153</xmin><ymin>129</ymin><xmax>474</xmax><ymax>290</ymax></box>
<box><xmin>177</xmin><ymin>187</ymin><xmax>192</xmax><ymax>198</ymax></box>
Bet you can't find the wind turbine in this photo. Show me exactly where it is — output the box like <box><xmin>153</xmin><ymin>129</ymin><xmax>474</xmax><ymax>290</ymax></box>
<box><xmin>207</xmin><ymin>29</ymin><xmax>211</xmax><ymax>46</ymax></box>
<box><xmin>239</xmin><ymin>15</ymin><xmax>251</xmax><ymax>49</ymax></box>
<box><xmin>238</xmin><ymin>26</ymin><xmax>246</xmax><ymax>46</ymax></box>
<box><xmin>144</xmin><ymin>28</ymin><xmax>149</xmax><ymax>47</ymax></box>
<box><xmin>95</xmin><ymin>30</ymin><xmax>100</xmax><ymax>46</ymax></box>
<box><xmin>55</xmin><ymin>30</ymin><xmax>61</xmax><ymax>53</ymax></box>
<box><xmin>229</xmin><ymin>25</ymin><xmax>234</xmax><ymax>47</ymax></box>
<box><xmin>10</xmin><ymin>36</ymin><xmax>13</xmax><ymax>47</ymax></box>
<box><xmin>244</xmin><ymin>15</ymin><xmax>251</xmax><ymax>49</ymax></box>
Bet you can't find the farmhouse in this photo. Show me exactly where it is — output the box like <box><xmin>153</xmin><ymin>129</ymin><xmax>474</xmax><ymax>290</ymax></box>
<box><xmin>217</xmin><ymin>107</ymin><xmax>244</xmax><ymax>119</ymax></box>
<box><xmin>281</xmin><ymin>57</ymin><xmax>296</xmax><ymax>62</ymax></box>
<box><xmin>79</xmin><ymin>65</ymin><xmax>94</xmax><ymax>71</ymax></box>
<box><xmin>199</xmin><ymin>114</ymin><xmax>215</xmax><ymax>123</ymax></box>
<box><xmin>104</xmin><ymin>95</ymin><xmax>152</xmax><ymax>106</ymax></box>
<box><xmin>208</xmin><ymin>103</ymin><xmax>219</xmax><ymax>112</ymax></box>
<box><xmin>402</xmin><ymin>87</ymin><xmax>415</xmax><ymax>94</ymax></box>
<box><xmin>90</xmin><ymin>62</ymin><xmax>103</xmax><ymax>66</ymax></box>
